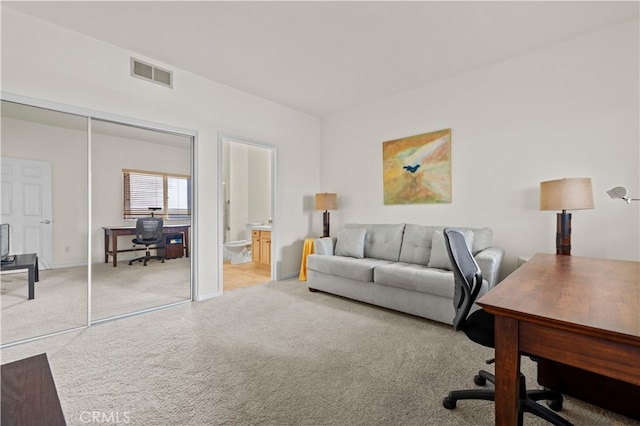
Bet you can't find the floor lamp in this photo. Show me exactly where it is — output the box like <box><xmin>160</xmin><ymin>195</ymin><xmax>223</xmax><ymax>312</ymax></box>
<box><xmin>540</xmin><ymin>178</ymin><xmax>594</xmax><ymax>256</ymax></box>
<box><xmin>315</xmin><ymin>193</ymin><xmax>337</xmax><ymax>238</ymax></box>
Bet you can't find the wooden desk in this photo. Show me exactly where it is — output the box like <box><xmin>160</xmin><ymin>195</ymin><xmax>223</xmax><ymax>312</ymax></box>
<box><xmin>1</xmin><ymin>353</ymin><xmax>66</xmax><ymax>426</ymax></box>
<box><xmin>0</xmin><ymin>254</ymin><xmax>39</xmax><ymax>299</ymax></box>
<box><xmin>477</xmin><ymin>253</ymin><xmax>640</xmax><ymax>426</ymax></box>
<box><xmin>102</xmin><ymin>224</ymin><xmax>190</xmax><ymax>267</ymax></box>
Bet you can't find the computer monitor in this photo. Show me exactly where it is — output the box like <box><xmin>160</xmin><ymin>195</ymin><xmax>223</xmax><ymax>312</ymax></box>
<box><xmin>0</xmin><ymin>223</ymin><xmax>10</xmax><ymax>261</ymax></box>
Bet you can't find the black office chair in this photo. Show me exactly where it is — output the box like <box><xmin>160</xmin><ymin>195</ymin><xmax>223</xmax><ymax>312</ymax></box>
<box><xmin>128</xmin><ymin>217</ymin><xmax>165</xmax><ymax>266</ymax></box>
<box><xmin>441</xmin><ymin>228</ymin><xmax>572</xmax><ymax>426</ymax></box>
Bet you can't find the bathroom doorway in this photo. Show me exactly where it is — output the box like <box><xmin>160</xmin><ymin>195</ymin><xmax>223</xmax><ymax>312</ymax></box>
<box><xmin>218</xmin><ymin>134</ymin><xmax>275</xmax><ymax>292</ymax></box>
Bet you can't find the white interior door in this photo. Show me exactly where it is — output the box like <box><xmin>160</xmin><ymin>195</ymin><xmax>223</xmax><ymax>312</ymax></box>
<box><xmin>1</xmin><ymin>157</ymin><xmax>53</xmax><ymax>269</ymax></box>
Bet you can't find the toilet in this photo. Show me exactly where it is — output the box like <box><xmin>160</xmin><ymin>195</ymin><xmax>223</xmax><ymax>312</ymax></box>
<box><xmin>224</xmin><ymin>240</ymin><xmax>252</xmax><ymax>264</ymax></box>
<box><xmin>224</xmin><ymin>223</ymin><xmax>263</xmax><ymax>264</ymax></box>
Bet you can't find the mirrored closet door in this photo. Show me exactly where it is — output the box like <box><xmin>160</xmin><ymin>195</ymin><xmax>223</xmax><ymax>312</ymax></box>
<box><xmin>1</xmin><ymin>100</ymin><xmax>89</xmax><ymax>345</ymax></box>
<box><xmin>90</xmin><ymin>120</ymin><xmax>192</xmax><ymax>322</ymax></box>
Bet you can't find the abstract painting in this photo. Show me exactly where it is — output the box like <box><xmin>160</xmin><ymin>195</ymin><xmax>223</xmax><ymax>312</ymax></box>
<box><xmin>382</xmin><ymin>128</ymin><xmax>451</xmax><ymax>205</ymax></box>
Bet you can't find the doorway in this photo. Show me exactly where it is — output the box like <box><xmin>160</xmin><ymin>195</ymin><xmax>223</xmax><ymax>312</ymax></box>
<box><xmin>218</xmin><ymin>134</ymin><xmax>275</xmax><ymax>292</ymax></box>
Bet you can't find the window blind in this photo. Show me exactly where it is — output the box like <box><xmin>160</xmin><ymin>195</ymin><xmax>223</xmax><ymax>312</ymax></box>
<box><xmin>123</xmin><ymin>170</ymin><xmax>191</xmax><ymax>220</ymax></box>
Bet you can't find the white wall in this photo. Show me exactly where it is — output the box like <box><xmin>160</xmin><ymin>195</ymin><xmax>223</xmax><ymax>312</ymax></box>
<box><xmin>1</xmin><ymin>8</ymin><xmax>322</xmax><ymax>297</ymax></box>
<box><xmin>1</xmin><ymin>116</ymin><xmax>89</xmax><ymax>267</ymax></box>
<box><xmin>248</xmin><ymin>147</ymin><xmax>272</xmax><ymax>225</ymax></box>
<box><xmin>229</xmin><ymin>143</ymin><xmax>250</xmax><ymax>241</ymax></box>
<box><xmin>321</xmin><ymin>19</ymin><xmax>640</xmax><ymax>276</ymax></box>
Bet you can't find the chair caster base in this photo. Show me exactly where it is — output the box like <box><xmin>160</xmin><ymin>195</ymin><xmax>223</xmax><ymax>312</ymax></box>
<box><xmin>443</xmin><ymin>397</ymin><xmax>456</xmax><ymax>410</ymax></box>
<box><xmin>547</xmin><ymin>400</ymin><xmax>563</xmax><ymax>412</ymax></box>
<box><xmin>474</xmin><ymin>374</ymin><xmax>487</xmax><ymax>386</ymax></box>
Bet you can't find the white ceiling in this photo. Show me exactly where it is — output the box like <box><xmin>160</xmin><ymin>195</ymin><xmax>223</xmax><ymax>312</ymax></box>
<box><xmin>4</xmin><ymin>1</ymin><xmax>639</xmax><ymax>117</ymax></box>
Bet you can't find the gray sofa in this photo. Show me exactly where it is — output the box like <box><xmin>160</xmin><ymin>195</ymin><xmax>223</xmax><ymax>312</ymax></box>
<box><xmin>306</xmin><ymin>223</ymin><xmax>504</xmax><ymax>325</ymax></box>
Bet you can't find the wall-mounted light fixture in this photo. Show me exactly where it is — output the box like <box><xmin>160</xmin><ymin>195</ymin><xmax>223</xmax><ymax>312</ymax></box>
<box><xmin>315</xmin><ymin>193</ymin><xmax>337</xmax><ymax>238</ymax></box>
<box><xmin>540</xmin><ymin>178</ymin><xmax>594</xmax><ymax>255</ymax></box>
<box><xmin>607</xmin><ymin>186</ymin><xmax>639</xmax><ymax>204</ymax></box>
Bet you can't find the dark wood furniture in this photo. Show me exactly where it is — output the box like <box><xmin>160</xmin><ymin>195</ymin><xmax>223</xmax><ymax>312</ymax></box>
<box><xmin>102</xmin><ymin>224</ymin><xmax>189</xmax><ymax>267</ymax></box>
<box><xmin>0</xmin><ymin>253</ymin><xmax>39</xmax><ymax>300</ymax></box>
<box><xmin>158</xmin><ymin>233</ymin><xmax>185</xmax><ymax>260</ymax></box>
<box><xmin>1</xmin><ymin>353</ymin><xmax>66</xmax><ymax>426</ymax></box>
<box><xmin>477</xmin><ymin>253</ymin><xmax>640</xmax><ymax>426</ymax></box>
<box><xmin>537</xmin><ymin>358</ymin><xmax>640</xmax><ymax>420</ymax></box>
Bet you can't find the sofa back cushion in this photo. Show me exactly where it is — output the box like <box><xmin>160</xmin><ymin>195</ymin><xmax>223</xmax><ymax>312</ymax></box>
<box><xmin>468</xmin><ymin>227</ymin><xmax>493</xmax><ymax>254</ymax></box>
<box><xmin>398</xmin><ymin>224</ymin><xmax>438</xmax><ymax>265</ymax></box>
<box><xmin>427</xmin><ymin>229</ymin><xmax>474</xmax><ymax>270</ymax></box>
<box><xmin>335</xmin><ymin>228</ymin><xmax>367</xmax><ymax>258</ymax></box>
<box><xmin>399</xmin><ymin>225</ymin><xmax>494</xmax><ymax>267</ymax></box>
<box><xmin>344</xmin><ymin>223</ymin><xmax>405</xmax><ymax>261</ymax></box>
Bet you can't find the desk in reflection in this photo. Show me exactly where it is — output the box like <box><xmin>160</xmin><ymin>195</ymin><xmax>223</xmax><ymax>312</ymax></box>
<box><xmin>102</xmin><ymin>224</ymin><xmax>190</xmax><ymax>267</ymax></box>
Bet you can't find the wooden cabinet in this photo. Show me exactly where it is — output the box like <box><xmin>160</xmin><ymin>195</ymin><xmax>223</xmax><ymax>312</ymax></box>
<box><xmin>251</xmin><ymin>230</ymin><xmax>271</xmax><ymax>268</ymax></box>
<box><xmin>260</xmin><ymin>234</ymin><xmax>271</xmax><ymax>266</ymax></box>
<box><xmin>158</xmin><ymin>233</ymin><xmax>184</xmax><ymax>260</ymax></box>
<box><xmin>538</xmin><ymin>359</ymin><xmax>640</xmax><ymax>420</ymax></box>
<box><xmin>251</xmin><ymin>230</ymin><xmax>260</xmax><ymax>263</ymax></box>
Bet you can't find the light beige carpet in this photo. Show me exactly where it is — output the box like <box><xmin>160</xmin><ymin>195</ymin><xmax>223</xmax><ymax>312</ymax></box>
<box><xmin>1</xmin><ymin>279</ymin><xmax>638</xmax><ymax>426</ymax></box>
<box><xmin>1</xmin><ymin>257</ymin><xmax>190</xmax><ymax>345</ymax></box>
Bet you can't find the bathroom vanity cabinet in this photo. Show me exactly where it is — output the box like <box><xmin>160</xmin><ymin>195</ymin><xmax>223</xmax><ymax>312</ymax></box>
<box><xmin>251</xmin><ymin>230</ymin><xmax>271</xmax><ymax>268</ymax></box>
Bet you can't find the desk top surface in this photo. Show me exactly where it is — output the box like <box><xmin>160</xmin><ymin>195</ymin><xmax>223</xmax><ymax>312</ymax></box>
<box><xmin>102</xmin><ymin>224</ymin><xmax>190</xmax><ymax>230</ymax></box>
<box><xmin>478</xmin><ymin>253</ymin><xmax>640</xmax><ymax>340</ymax></box>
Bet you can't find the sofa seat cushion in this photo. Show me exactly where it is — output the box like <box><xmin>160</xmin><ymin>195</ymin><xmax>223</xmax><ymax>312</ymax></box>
<box><xmin>374</xmin><ymin>262</ymin><xmax>455</xmax><ymax>298</ymax></box>
<box><xmin>306</xmin><ymin>254</ymin><xmax>394</xmax><ymax>283</ymax></box>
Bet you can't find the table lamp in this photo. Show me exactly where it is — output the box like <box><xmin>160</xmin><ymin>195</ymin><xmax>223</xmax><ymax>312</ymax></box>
<box><xmin>540</xmin><ymin>177</ymin><xmax>594</xmax><ymax>255</ymax></box>
<box><xmin>315</xmin><ymin>193</ymin><xmax>337</xmax><ymax>237</ymax></box>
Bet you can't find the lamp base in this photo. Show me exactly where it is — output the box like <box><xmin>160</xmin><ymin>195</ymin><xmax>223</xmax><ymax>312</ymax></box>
<box><xmin>556</xmin><ymin>211</ymin><xmax>572</xmax><ymax>255</ymax></box>
<box><xmin>322</xmin><ymin>211</ymin><xmax>330</xmax><ymax>238</ymax></box>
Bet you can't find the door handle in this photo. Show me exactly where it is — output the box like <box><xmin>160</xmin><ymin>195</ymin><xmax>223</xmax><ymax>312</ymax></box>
<box><xmin>40</xmin><ymin>219</ymin><xmax>51</xmax><ymax>224</ymax></box>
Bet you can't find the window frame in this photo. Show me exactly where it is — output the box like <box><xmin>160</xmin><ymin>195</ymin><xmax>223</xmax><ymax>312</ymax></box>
<box><xmin>123</xmin><ymin>169</ymin><xmax>191</xmax><ymax>221</ymax></box>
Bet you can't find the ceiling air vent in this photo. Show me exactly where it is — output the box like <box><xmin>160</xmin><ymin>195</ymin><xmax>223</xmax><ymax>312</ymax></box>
<box><xmin>131</xmin><ymin>57</ymin><xmax>173</xmax><ymax>88</ymax></box>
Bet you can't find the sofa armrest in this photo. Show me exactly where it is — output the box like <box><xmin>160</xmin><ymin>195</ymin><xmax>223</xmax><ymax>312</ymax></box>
<box><xmin>475</xmin><ymin>247</ymin><xmax>504</xmax><ymax>288</ymax></box>
<box><xmin>314</xmin><ymin>237</ymin><xmax>337</xmax><ymax>256</ymax></box>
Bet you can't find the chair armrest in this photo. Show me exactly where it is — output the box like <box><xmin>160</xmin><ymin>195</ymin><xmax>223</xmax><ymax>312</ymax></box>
<box><xmin>475</xmin><ymin>247</ymin><xmax>505</xmax><ymax>288</ymax></box>
<box><xmin>314</xmin><ymin>237</ymin><xmax>336</xmax><ymax>256</ymax></box>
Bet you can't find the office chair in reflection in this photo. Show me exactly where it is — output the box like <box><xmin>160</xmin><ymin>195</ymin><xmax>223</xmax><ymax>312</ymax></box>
<box><xmin>129</xmin><ymin>214</ymin><xmax>165</xmax><ymax>267</ymax></box>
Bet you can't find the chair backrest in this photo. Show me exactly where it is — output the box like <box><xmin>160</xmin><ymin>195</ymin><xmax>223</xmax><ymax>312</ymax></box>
<box><xmin>444</xmin><ymin>228</ymin><xmax>484</xmax><ymax>332</ymax></box>
<box><xmin>135</xmin><ymin>217</ymin><xmax>164</xmax><ymax>242</ymax></box>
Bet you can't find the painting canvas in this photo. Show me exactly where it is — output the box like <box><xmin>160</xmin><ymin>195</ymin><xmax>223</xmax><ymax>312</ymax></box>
<box><xmin>382</xmin><ymin>129</ymin><xmax>451</xmax><ymax>205</ymax></box>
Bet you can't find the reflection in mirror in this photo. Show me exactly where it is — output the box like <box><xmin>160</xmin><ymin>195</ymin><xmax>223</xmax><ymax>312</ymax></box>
<box><xmin>90</xmin><ymin>119</ymin><xmax>192</xmax><ymax>322</ymax></box>
<box><xmin>1</xmin><ymin>100</ymin><xmax>89</xmax><ymax>346</ymax></box>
